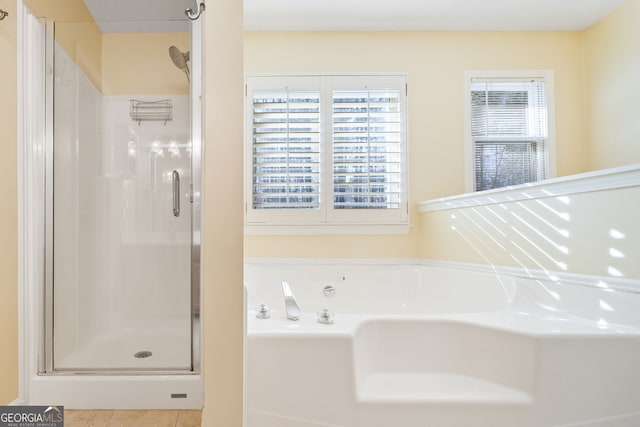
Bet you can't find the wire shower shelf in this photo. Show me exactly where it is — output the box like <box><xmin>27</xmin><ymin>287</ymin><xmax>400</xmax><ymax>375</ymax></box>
<box><xmin>129</xmin><ymin>99</ymin><xmax>173</xmax><ymax>125</ymax></box>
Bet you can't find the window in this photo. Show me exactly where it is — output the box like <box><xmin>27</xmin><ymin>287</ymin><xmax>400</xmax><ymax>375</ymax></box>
<box><xmin>245</xmin><ymin>75</ymin><xmax>408</xmax><ymax>232</ymax></box>
<box><xmin>464</xmin><ymin>71</ymin><xmax>555</xmax><ymax>192</ymax></box>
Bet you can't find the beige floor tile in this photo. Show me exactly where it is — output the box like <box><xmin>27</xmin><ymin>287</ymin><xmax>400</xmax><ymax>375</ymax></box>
<box><xmin>107</xmin><ymin>410</ymin><xmax>179</xmax><ymax>427</ymax></box>
<box><xmin>176</xmin><ymin>410</ymin><xmax>202</xmax><ymax>427</ymax></box>
<box><xmin>64</xmin><ymin>409</ymin><xmax>113</xmax><ymax>427</ymax></box>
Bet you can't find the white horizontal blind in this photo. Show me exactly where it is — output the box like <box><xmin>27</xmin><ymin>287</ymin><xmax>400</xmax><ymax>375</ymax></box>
<box><xmin>332</xmin><ymin>89</ymin><xmax>402</xmax><ymax>209</ymax></box>
<box><xmin>474</xmin><ymin>142</ymin><xmax>543</xmax><ymax>191</ymax></box>
<box><xmin>471</xmin><ymin>80</ymin><xmax>547</xmax><ymax>191</ymax></box>
<box><xmin>251</xmin><ymin>90</ymin><xmax>321</xmax><ymax>210</ymax></box>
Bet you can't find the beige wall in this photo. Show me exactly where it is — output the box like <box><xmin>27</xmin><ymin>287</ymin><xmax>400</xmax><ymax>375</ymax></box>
<box><xmin>201</xmin><ymin>0</ymin><xmax>244</xmax><ymax>425</ymax></box>
<box><xmin>418</xmin><ymin>1</ymin><xmax>640</xmax><ymax>276</ymax></box>
<box><xmin>245</xmin><ymin>234</ymin><xmax>419</xmax><ymax>259</ymax></box>
<box><xmin>101</xmin><ymin>32</ymin><xmax>190</xmax><ymax>96</ymax></box>
<box><xmin>24</xmin><ymin>0</ymin><xmax>102</xmax><ymax>90</ymax></box>
<box><xmin>54</xmin><ymin>21</ymin><xmax>102</xmax><ymax>90</ymax></box>
<box><xmin>26</xmin><ymin>1</ymin><xmax>189</xmax><ymax>96</ymax></box>
<box><xmin>0</xmin><ymin>0</ymin><xmax>19</xmax><ymax>405</ymax></box>
<box><xmin>244</xmin><ymin>31</ymin><xmax>587</xmax><ymax>259</ymax></box>
<box><xmin>583</xmin><ymin>0</ymin><xmax>640</xmax><ymax>171</ymax></box>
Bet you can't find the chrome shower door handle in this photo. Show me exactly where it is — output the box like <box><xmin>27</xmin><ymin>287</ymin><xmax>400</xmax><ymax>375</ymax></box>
<box><xmin>172</xmin><ymin>170</ymin><xmax>180</xmax><ymax>217</ymax></box>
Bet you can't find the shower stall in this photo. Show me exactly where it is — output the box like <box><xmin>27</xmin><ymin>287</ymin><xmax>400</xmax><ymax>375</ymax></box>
<box><xmin>19</xmin><ymin>1</ymin><xmax>203</xmax><ymax>408</ymax></box>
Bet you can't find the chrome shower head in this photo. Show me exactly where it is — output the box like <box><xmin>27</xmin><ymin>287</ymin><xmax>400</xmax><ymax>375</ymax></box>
<box><xmin>169</xmin><ymin>45</ymin><xmax>191</xmax><ymax>83</ymax></box>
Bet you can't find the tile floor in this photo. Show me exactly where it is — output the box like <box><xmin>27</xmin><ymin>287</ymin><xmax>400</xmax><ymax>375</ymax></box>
<box><xmin>64</xmin><ymin>409</ymin><xmax>201</xmax><ymax>427</ymax></box>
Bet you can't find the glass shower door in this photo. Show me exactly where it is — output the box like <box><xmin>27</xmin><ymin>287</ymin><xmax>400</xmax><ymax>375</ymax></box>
<box><xmin>48</xmin><ymin>19</ymin><xmax>194</xmax><ymax>372</ymax></box>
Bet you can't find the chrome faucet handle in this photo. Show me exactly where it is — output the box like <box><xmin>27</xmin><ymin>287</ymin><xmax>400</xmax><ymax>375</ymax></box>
<box><xmin>282</xmin><ymin>281</ymin><xmax>301</xmax><ymax>321</ymax></box>
<box><xmin>317</xmin><ymin>309</ymin><xmax>334</xmax><ymax>324</ymax></box>
<box><xmin>256</xmin><ymin>304</ymin><xmax>271</xmax><ymax>319</ymax></box>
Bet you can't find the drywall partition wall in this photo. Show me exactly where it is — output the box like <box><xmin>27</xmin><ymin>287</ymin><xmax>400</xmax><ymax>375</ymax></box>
<box><xmin>418</xmin><ymin>166</ymin><xmax>640</xmax><ymax>281</ymax></box>
<box><xmin>202</xmin><ymin>0</ymin><xmax>244</xmax><ymax>424</ymax></box>
<box><xmin>0</xmin><ymin>0</ymin><xmax>18</xmax><ymax>405</ymax></box>
<box><xmin>583</xmin><ymin>0</ymin><xmax>640</xmax><ymax>171</ymax></box>
<box><xmin>23</xmin><ymin>0</ymin><xmax>102</xmax><ymax>90</ymax></box>
<box><xmin>243</xmin><ymin>31</ymin><xmax>586</xmax><ymax>259</ymax></box>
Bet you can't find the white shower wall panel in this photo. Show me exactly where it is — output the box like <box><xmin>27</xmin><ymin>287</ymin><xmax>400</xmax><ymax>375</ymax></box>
<box><xmin>102</xmin><ymin>96</ymin><xmax>191</xmax><ymax>332</ymax></box>
<box><xmin>53</xmin><ymin>37</ymin><xmax>192</xmax><ymax>370</ymax></box>
<box><xmin>53</xmin><ymin>43</ymin><xmax>106</xmax><ymax>362</ymax></box>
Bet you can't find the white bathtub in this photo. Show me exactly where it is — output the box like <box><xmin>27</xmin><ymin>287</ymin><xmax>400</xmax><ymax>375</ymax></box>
<box><xmin>245</xmin><ymin>260</ymin><xmax>640</xmax><ymax>427</ymax></box>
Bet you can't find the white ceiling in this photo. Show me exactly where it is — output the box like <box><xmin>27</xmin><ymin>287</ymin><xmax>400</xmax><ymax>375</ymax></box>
<box><xmin>83</xmin><ymin>0</ymin><xmax>627</xmax><ymax>33</ymax></box>
<box><xmin>83</xmin><ymin>0</ymin><xmax>194</xmax><ymax>32</ymax></box>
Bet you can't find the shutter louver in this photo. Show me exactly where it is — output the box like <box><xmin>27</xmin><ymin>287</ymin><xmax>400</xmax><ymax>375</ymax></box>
<box><xmin>471</xmin><ymin>80</ymin><xmax>548</xmax><ymax>191</ymax></box>
<box><xmin>252</xmin><ymin>90</ymin><xmax>321</xmax><ymax>210</ymax></box>
<box><xmin>332</xmin><ymin>89</ymin><xmax>402</xmax><ymax>209</ymax></box>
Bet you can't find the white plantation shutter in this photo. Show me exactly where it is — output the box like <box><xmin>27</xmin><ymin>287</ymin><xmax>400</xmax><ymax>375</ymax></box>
<box><xmin>251</xmin><ymin>90</ymin><xmax>321</xmax><ymax>210</ymax></box>
<box><xmin>470</xmin><ymin>78</ymin><xmax>549</xmax><ymax>191</ymax></box>
<box><xmin>332</xmin><ymin>89</ymin><xmax>402</xmax><ymax>210</ymax></box>
<box><xmin>245</xmin><ymin>74</ymin><xmax>408</xmax><ymax>228</ymax></box>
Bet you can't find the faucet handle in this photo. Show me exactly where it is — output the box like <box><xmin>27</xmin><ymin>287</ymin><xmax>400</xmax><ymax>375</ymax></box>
<box><xmin>282</xmin><ymin>281</ymin><xmax>301</xmax><ymax>321</ymax></box>
<box><xmin>256</xmin><ymin>304</ymin><xmax>271</xmax><ymax>319</ymax></box>
<box><xmin>317</xmin><ymin>309</ymin><xmax>334</xmax><ymax>324</ymax></box>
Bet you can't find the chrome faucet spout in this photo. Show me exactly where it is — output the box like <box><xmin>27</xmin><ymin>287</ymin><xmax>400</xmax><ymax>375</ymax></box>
<box><xmin>282</xmin><ymin>281</ymin><xmax>301</xmax><ymax>321</ymax></box>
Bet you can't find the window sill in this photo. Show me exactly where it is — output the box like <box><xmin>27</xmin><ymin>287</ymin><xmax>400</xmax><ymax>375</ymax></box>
<box><xmin>244</xmin><ymin>223</ymin><xmax>411</xmax><ymax>235</ymax></box>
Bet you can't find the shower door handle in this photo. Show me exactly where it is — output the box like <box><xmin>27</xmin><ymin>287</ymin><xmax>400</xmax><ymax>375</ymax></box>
<box><xmin>172</xmin><ymin>170</ymin><xmax>180</xmax><ymax>217</ymax></box>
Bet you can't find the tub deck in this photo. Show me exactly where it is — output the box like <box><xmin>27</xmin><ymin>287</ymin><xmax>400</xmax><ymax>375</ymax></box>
<box><xmin>246</xmin><ymin>261</ymin><xmax>640</xmax><ymax>427</ymax></box>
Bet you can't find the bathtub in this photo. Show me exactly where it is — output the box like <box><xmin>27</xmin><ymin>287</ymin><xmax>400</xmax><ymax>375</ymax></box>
<box><xmin>245</xmin><ymin>260</ymin><xmax>640</xmax><ymax>427</ymax></box>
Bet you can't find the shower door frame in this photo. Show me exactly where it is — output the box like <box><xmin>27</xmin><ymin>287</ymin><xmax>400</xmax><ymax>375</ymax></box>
<box><xmin>21</xmin><ymin>11</ymin><xmax>203</xmax><ymax>377</ymax></box>
<box><xmin>189</xmin><ymin>16</ymin><xmax>203</xmax><ymax>375</ymax></box>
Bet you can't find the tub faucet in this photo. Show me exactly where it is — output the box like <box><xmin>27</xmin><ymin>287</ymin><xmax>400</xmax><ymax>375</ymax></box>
<box><xmin>282</xmin><ymin>281</ymin><xmax>301</xmax><ymax>321</ymax></box>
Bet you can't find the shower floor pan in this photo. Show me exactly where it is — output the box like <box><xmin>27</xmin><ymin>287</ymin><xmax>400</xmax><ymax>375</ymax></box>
<box><xmin>54</xmin><ymin>326</ymin><xmax>192</xmax><ymax>372</ymax></box>
<box><xmin>29</xmin><ymin>321</ymin><xmax>201</xmax><ymax>409</ymax></box>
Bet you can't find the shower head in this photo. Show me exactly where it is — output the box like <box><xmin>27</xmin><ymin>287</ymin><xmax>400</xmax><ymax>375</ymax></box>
<box><xmin>169</xmin><ymin>46</ymin><xmax>191</xmax><ymax>83</ymax></box>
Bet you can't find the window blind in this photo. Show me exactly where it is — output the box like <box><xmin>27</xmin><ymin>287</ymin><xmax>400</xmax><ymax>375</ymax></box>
<box><xmin>474</xmin><ymin>141</ymin><xmax>543</xmax><ymax>190</ymax></box>
<box><xmin>251</xmin><ymin>90</ymin><xmax>321</xmax><ymax>209</ymax></box>
<box><xmin>332</xmin><ymin>89</ymin><xmax>402</xmax><ymax>209</ymax></box>
<box><xmin>471</xmin><ymin>80</ymin><xmax>547</xmax><ymax>191</ymax></box>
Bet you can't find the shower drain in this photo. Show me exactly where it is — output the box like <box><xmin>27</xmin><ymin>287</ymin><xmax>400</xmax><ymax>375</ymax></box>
<box><xmin>134</xmin><ymin>350</ymin><xmax>153</xmax><ymax>359</ymax></box>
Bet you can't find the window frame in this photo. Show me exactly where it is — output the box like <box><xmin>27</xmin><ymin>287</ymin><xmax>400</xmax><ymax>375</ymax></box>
<box><xmin>463</xmin><ymin>70</ymin><xmax>556</xmax><ymax>193</ymax></box>
<box><xmin>244</xmin><ymin>73</ymin><xmax>409</xmax><ymax>234</ymax></box>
